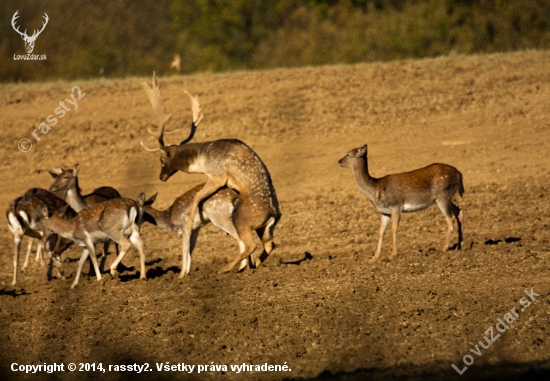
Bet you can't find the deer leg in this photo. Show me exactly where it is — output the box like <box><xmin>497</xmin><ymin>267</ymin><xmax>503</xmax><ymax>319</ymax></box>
<box><xmin>186</xmin><ymin>228</ymin><xmax>200</xmax><ymax>275</ymax></box>
<box><xmin>219</xmin><ymin>226</ymin><xmax>257</xmax><ymax>274</ymax></box>
<box><xmin>452</xmin><ymin>203</ymin><xmax>463</xmax><ymax>250</ymax></box>
<box><xmin>87</xmin><ymin>240</ymin><xmax>102</xmax><ymax>282</ymax></box>
<box><xmin>390</xmin><ymin>211</ymin><xmax>401</xmax><ymax>258</ymax></box>
<box><xmin>373</xmin><ymin>214</ymin><xmax>390</xmax><ymax>261</ymax></box>
<box><xmin>36</xmin><ymin>241</ymin><xmax>45</xmax><ymax>266</ymax></box>
<box><xmin>185</xmin><ymin>178</ymin><xmax>228</xmax><ymax>236</ymax></box>
<box><xmin>109</xmin><ymin>238</ymin><xmax>131</xmax><ymax>280</ymax></box>
<box><xmin>22</xmin><ymin>238</ymin><xmax>33</xmax><ymax>270</ymax></box>
<box><xmin>179</xmin><ymin>229</ymin><xmax>191</xmax><ymax>278</ymax></box>
<box><xmin>72</xmin><ymin>248</ymin><xmax>96</xmax><ymax>289</ymax></box>
<box><xmin>12</xmin><ymin>235</ymin><xmax>22</xmax><ymax>286</ymax></box>
<box><xmin>129</xmin><ymin>228</ymin><xmax>146</xmax><ymax>280</ymax></box>
<box><xmin>254</xmin><ymin>216</ymin><xmax>277</xmax><ymax>269</ymax></box>
<box><xmin>436</xmin><ymin>200</ymin><xmax>455</xmax><ymax>251</ymax></box>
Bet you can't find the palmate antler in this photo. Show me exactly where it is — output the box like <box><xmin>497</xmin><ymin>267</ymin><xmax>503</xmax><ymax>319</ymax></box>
<box><xmin>140</xmin><ymin>72</ymin><xmax>204</xmax><ymax>152</ymax></box>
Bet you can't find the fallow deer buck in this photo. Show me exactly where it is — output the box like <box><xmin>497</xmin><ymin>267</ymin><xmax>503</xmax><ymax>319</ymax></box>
<box><xmin>140</xmin><ymin>73</ymin><xmax>281</xmax><ymax>273</ymax></box>
<box><xmin>143</xmin><ymin>184</ymin><xmax>260</xmax><ymax>276</ymax></box>
<box><xmin>7</xmin><ymin>188</ymin><xmax>74</xmax><ymax>285</ymax></box>
<box><xmin>339</xmin><ymin>145</ymin><xmax>464</xmax><ymax>260</ymax></box>
<box><xmin>41</xmin><ymin>194</ymin><xmax>146</xmax><ymax>288</ymax></box>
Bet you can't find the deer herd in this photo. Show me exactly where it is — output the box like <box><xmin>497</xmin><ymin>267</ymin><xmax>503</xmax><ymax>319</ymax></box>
<box><xmin>6</xmin><ymin>73</ymin><xmax>464</xmax><ymax>288</ymax></box>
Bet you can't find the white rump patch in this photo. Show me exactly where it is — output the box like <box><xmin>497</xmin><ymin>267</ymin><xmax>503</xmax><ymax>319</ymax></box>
<box><xmin>8</xmin><ymin>212</ymin><xmax>23</xmax><ymax>235</ymax></box>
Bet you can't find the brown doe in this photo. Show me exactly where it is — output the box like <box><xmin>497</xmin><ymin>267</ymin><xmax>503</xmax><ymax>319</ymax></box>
<box><xmin>339</xmin><ymin>145</ymin><xmax>464</xmax><ymax>260</ymax></box>
<box><xmin>140</xmin><ymin>73</ymin><xmax>281</xmax><ymax>273</ymax></box>
<box><xmin>143</xmin><ymin>184</ymin><xmax>262</xmax><ymax>276</ymax></box>
<box><xmin>41</xmin><ymin>194</ymin><xmax>146</xmax><ymax>288</ymax></box>
<box><xmin>49</xmin><ymin>164</ymin><xmax>121</xmax><ymax>212</ymax></box>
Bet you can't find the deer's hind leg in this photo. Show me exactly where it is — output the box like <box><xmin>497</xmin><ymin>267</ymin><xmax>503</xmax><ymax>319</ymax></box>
<box><xmin>451</xmin><ymin>202</ymin><xmax>463</xmax><ymax>250</ymax></box>
<box><xmin>22</xmin><ymin>238</ymin><xmax>34</xmax><ymax>270</ymax></box>
<box><xmin>436</xmin><ymin>199</ymin><xmax>461</xmax><ymax>251</ymax></box>
<box><xmin>109</xmin><ymin>237</ymin><xmax>132</xmax><ymax>280</ymax></box>
<box><xmin>254</xmin><ymin>216</ymin><xmax>278</xmax><ymax>269</ymax></box>
<box><xmin>129</xmin><ymin>228</ymin><xmax>146</xmax><ymax>280</ymax></box>
<box><xmin>390</xmin><ymin>210</ymin><xmax>401</xmax><ymax>258</ymax></box>
<box><xmin>219</xmin><ymin>225</ymin><xmax>257</xmax><ymax>274</ymax></box>
<box><xmin>12</xmin><ymin>235</ymin><xmax>22</xmax><ymax>286</ymax></box>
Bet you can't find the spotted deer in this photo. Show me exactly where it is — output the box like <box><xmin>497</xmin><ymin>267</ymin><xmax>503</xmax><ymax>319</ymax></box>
<box><xmin>6</xmin><ymin>188</ymin><xmax>74</xmax><ymax>285</ymax></box>
<box><xmin>140</xmin><ymin>73</ymin><xmax>280</xmax><ymax>273</ymax></box>
<box><xmin>143</xmin><ymin>184</ymin><xmax>262</xmax><ymax>276</ymax></box>
<box><xmin>41</xmin><ymin>194</ymin><xmax>146</xmax><ymax>288</ymax></box>
<box><xmin>7</xmin><ymin>178</ymin><xmax>75</xmax><ymax>275</ymax></box>
<box><xmin>339</xmin><ymin>145</ymin><xmax>464</xmax><ymax>260</ymax></box>
<box><xmin>49</xmin><ymin>164</ymin><xmax>122</xmax><ymax>262</ymax></box>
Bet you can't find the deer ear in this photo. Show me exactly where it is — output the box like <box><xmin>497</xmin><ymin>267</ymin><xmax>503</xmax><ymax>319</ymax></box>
<box><xmin>137</xmin><ymin>192</ymin><xmax>146</xmax><ymax>206</ymax></box>
<box><xmin>41</xmin><ymin>206</ymin><xmax>49</xmax><ymax>219</ymax></box>
<box><xmin>357</xmin><ymin>145</ymin><xmax>367</xmax><ymax>157</ymax></box>
<box><xmin>72</xmin><ymin>164</ymin><xmax>80</xmax><ymax>176</ymax></box>
<box><xmin>58</xmin><ymin>204</ymin><xmax>69</xmax><ymax>216</ymax></box>
<box><xmin>52</xmin><ymin>167</ymin><xmax>63</xmax><ymax>175</ymax></box>
<box><xmin>48</xmin><ymin>171</ymin><xmax>58</xmax><ymax>179</ymax></box>
<box><xmin>144</xmin><ymin>192</ymin><xmax>158</xmax><ymax>206</ymax></box>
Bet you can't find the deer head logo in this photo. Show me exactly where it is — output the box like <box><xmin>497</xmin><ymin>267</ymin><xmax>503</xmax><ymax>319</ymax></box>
<box><xmin>11</xmin><ymin>11</ymin><xmax>49</xmax><ymax>54</ymax></box>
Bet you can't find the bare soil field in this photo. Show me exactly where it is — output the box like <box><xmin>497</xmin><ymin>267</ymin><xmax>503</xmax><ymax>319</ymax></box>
<box><xmin>1</xmin><ymin>51</ymin><xmax>549</xmax><ymax>381</ymax></box>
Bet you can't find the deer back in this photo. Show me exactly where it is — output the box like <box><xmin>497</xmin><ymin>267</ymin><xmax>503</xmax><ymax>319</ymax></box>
<box><xmin>168</xmin><ymin>139</ymin><xmax>279</xmax><ymax>215</ymax></box>
<box><xmin>376</xmin><ymin>163</ymin><xmax>463</xmax><ymax>205</ymax></box>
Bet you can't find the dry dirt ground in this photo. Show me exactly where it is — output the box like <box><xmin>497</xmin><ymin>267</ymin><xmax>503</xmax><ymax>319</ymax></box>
<box><xmin>1</xmin><ymin>50</ymin><xmax>549</xmax><ymax>381</ymax></box>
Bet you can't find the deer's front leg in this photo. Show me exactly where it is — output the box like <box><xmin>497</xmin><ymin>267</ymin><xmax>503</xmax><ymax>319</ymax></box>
<box><xmin>372</xmin><ymin>214</ymin><xmax>390</xmax><ymax>262</ymax></box>
<box><xmin>185</xmin><ymin>177</ymin><xmax>228</xmax><ymax>235</ymax></box>
<box><xmin>390</xmin><ymin>210</ymin><xmax>401</xmax><ymax>258</ymax></box>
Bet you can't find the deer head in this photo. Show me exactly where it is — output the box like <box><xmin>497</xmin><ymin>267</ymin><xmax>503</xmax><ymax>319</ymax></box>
<box><xmin>338</xmin><ymin>145</ymin><xmax>367</xmax><ymax>168</ymax></box>
<box><xmin>11</xmin><ymin>11</ymin><xmax>49</xmax><ymax>54</ymax></box>
<box><xmin>140</xmin><ymin>72</ymin><xmax>203</xmax><ymax>181</ymax></box>
<box><xmin>49</xmin><ymin>164</ymin><xmax>80</xmax><ymax>193</ymax></box>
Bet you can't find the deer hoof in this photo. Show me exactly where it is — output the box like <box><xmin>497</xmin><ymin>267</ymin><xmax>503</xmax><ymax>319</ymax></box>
<box><xmin>110</xmin><ymin>269</ymin><xmax>118</xmax><ymax>280</ymax></box>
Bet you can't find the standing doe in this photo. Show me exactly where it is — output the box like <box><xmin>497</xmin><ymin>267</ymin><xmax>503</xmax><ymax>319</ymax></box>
<box><xmin>140</xmin><ymin>73</ymin><xmax>280</xmax><ymax>273</ymax></box>
<box><xmin>339</xmin><ymin>145</ymin><xmax>464</xmax><ymax>260</ymax></box>
<box><xmin>41</xmin><ymin>194</ymin><xmax>146</xmax><ymax>288</ymax></box>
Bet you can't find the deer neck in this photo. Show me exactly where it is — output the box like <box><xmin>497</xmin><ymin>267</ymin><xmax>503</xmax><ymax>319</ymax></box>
<box><xmin>172</xmin><ymin>143</ymin><xmax>205</xmax><ymax>173</ymax></box>
<box><xmin>51</xmin><ymin>188</ymin><xmax>67</xmax><ymax>200</ymax></box>
<box><xmin>66</xmin><ymin>177</ymin><xmax>87</xmax><ymax>212</ymax></box>
<box><xmin>351</xmin><ymin>159</ymin><xmax>379</xmax><ymax>201</ymax></box>
<box><xmin>143</xmin><ymin>205</ymin><xmax>175</xmax><ymax>232</ymax></box>
<box><xmin>44</xmin><ymin>214</ymin><xmax>78</xmax><ymax>242</ymax></box>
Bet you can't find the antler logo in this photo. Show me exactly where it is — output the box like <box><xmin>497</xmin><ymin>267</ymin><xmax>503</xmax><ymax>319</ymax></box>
<box><xmin>11</xmin><ymin>11</ymin><xmax>49</xmax><ymax>54</ymax></box>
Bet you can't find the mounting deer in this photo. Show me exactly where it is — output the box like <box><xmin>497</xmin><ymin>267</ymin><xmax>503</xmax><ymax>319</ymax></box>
<box><xmin>41</xmin><ymin>194</ymin><xmax>146</xmax><ymax>288</ymax></box>
<box><xmin>140</xmin><ymin>73</ymin><xmax>280</xmax><ymax>274</ymax></box>
<box><xmin>143</xmin><ymin>185</ymin><xmax>259</xmax><ymax>276</ymax></box>
<box><xmin>7</xmin><ymin>188</ymin><xmax>74</xmax><ymax>285</ymax></box>
<box><xmin>339</xmin><ymin>145</ymin><xmax>463</xmax><ymax>260</ymax></box>
<box><xmin>11</xmin><ymin>11</ymin><xmax>49</xmax><ymax>54</ymax></box>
